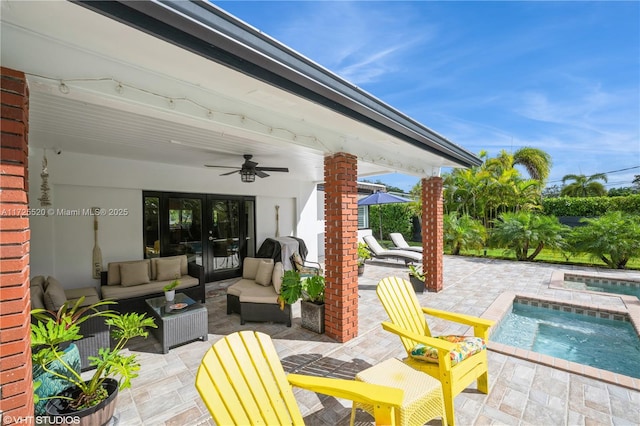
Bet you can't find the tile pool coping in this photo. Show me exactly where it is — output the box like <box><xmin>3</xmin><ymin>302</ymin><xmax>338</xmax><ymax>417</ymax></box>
<box><xmin>482</xmin><ymin>291</ymin><xmax>640</xmax><ymax>391</ymax></box>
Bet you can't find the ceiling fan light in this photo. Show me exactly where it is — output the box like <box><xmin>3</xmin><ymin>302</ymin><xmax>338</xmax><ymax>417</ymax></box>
<box><xmin>240</xmin><ymin>169</ymin><xmax>255</xmax><ymax>183</ymax></box>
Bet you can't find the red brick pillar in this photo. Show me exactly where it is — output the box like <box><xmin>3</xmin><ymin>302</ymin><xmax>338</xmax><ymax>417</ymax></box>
<box><xmin>324</xmin><ymin>153</ymin><xmax>358</xmax><ymax>342</ymax></box>
<box><xmin>421</xmin><ymin>177</ymin><xmax>443</xmax><ymax>292</ymax></box>
<box><xmin>0</xmin><ymin>67</ymin><xmax>33</xmax><ymax>424</ymax></box>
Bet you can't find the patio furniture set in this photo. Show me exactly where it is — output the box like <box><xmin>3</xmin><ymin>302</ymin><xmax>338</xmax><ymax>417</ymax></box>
<box><xmin>197</xmin><ymin>274</ymin><xmax>494</xmax><ymax>426</ymax></box>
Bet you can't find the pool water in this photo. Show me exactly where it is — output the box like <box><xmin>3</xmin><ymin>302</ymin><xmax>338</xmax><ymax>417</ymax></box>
<box><xmin>564</xmin><ymin>279</ymin><xmax>640</xmax><ymax>299</ymax></box>
<box><xmin>491</xmin><ymin>302</ymin><xmax>640</xmax><ymax>378</ymax></box>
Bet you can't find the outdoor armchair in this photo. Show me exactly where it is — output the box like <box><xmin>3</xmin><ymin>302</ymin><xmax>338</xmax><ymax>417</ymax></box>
<box><xmin>363</xmin><ymin>235</ymin><xmax>422</xmax><ymax>264</ymax></box>
<box><xmin>376</xmin><ymin>276</ymin><xmax>495</xmax><ymax>426</ymax></box>
<box><xmin>196</xmin><ymin>330</ymin><xmax>404</xmax><ymax>425</ymax></box>
<box><xmin>389</xmin><ymin>232</ymin><xmax>423</xmax><ymax>253</ymax></box>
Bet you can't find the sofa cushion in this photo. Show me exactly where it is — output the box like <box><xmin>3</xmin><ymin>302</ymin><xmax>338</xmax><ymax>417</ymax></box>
<box><xmin>43</xmin><ymin>277</ymin><xmax>67</xmax><ymax>310</ymax></box>
<box><xmin>31</xmin><ymin>285</ymin><xmax>45</xmax><ymax>310</ymax></box>
<box><xmin>119</xmin><ymin>262</ymin><xmax>150</xmax><ymax>287</ymax></box>
<box><xmin>255</xmin><ymin>260</ymin><xmax>274</xmax><ymax>286</ymax></box>
<box><xmin>101</xmin><ymin>275</ymin><xmax>198</xmax><ymax>300</ymax></box>
<box><xmin>63</xmin><ymin>287</ymin><xmax>101</xmax><ymax>307</ymax></box>
<box><xmin>227</xmin><ymin>279</ymin><xmax>259</xmax><ymax>297</ymax></box>
<box><xmin>150</xmin><ymin>255</ymin><xmax>187</xmax><ymax>280</ymax></box>
<box><xmin>31</xmin><ymin>275</ymin><xmax>46</xmax><ymax>289</ymax></box>
<box><xmin>272</xmin><ymin>262</ymin><xmax>284</xmax><ymax>294</ymax></box>
<box><xmin>242</xmin><ymin>257</ymin><xmax>264</xmax><ymax>280</ymax></box>
<box><xmin>156</xmin><ymin>257</ymin><xmax>182</xmax><ymax>281</ymax></box>
<box><xmin>107</xmin><ymin>259</ymin><xmax>150</xmax><ymax>286</ymax></box>
<box><xmin>238</xmin><ymin>284</ymin><xmax>279</xmax><ymax>304</ymax></box>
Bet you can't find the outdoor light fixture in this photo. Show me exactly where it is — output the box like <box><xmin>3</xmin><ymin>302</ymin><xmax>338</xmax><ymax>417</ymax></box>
<box><xmin>240</xmin><ymin>169</ymin><xmax>255</xmax><ymax>183</ymax></box>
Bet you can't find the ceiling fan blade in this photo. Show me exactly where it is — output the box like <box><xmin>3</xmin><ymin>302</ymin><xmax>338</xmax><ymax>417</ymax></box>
<box><xmin>205</xmin><ymin>164</ymin><xmax>241</xmax><ymax>169</ymax></box>
<box><xmin>255</xmin><ymin>167</ymin><xmax>289</xmax><ymax>173</ymax></box>
<box><xmin>220</xmin><ymin>170</ymin><xmax>240</xmax><ymax>176</ymax></box>
<box><xmin>255</xmin><ymin>170</ymin><xmax>269</xmax><ymax>178</ymax></box>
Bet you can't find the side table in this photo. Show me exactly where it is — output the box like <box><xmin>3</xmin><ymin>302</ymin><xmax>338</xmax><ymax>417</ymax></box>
<box><xmin>350</xmin><ymin>358</ymin><xmax>447</xmax><ymax>426</ymax></box>
<box><xmin>145</xmin><ymin>293</ymin><xmax>208</xmax><ymax>354</ymax></box>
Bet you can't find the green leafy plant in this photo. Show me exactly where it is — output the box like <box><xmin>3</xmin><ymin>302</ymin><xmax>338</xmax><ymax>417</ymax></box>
<box><xmin>489</xmin><ymin>211</ymin><xmax>569</xmax><ymax>261</ymax></box>
<box><xmin>407</xmin><ymin>264</ymin><xmax>425</xmax><ymax>282</ymax></box>
<box><xmin>31</xmin><ymin>300</ymin><xmax>156</xmax><ymax>410</ymax></box>
<box><xmin>278</xmin><ymin>270</ymin><xmax>303</xmax><ymax>309</ymax></box>
<box><xmin>443</xmin><ymin>212</ymin><xmax>486</xmax><ymax>255</ymax></box>
<box><xmin>569</xmin><ymin>211</ymin><xmax>640</xmax><ymax>269</ymax></box>
<box><xmin>163</xmin><ymin>275</ymin><xmax>180</xmax><ymax>292</ymax></box>
<box><xmin>357</xmin><ymin>242</ymin><xmax>371</xmax><ymax>266</ymax></box>
<box><xmin>302</xmin><ymin>275</ymin><xmax>325</xmax><ymax>304</ymax></box>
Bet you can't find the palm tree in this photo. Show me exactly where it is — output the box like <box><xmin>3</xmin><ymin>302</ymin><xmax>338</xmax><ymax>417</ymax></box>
<box><xmin>569</xmin><ymin>211</ymin><xmax>640</xmax><ymax>269</ymax></box>
<box><xmin>443</xmin><ymin>212</ymin><xmax>486</xmax><ymax>255</ymax></box>
<box><xmin>561</xmin><ymin>173</ymin><xmax>608</xmax><ymax>197</ymax></box>
<box><xmin>512</xmin><ymin>147</ymin><xmax>552</xmax><ymax>182</ymax></box>
<box><xmin>489</xmin><ymin>211</ymin><xmax>568</xmax><ymax>261</ymax></box>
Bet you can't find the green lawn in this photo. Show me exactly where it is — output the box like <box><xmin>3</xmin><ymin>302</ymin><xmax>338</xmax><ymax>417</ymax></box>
<box><xmin>383</xmin><ymin>240</ymin><xmax>640</xmax><ymax>270</ymax></box>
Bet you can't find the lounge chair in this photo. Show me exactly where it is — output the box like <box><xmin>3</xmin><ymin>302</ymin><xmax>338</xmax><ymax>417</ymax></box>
<box><xmin>390</xmin><ymin>233</ymin><xmax>423</xmax><ymax>253</ymax></box>
<box><xmin>196</xmin><ymin>330</ymin><xmax>404</xmax><ymax>425</ymax></box>
<box><xmin>376</xmin><ymin>276</ymin><xmax>495</xmax><ymax>426</ymax></box>
<box><xmin>363</xmin><ymin>235</ymin><xmax>422</xmax><ymax>264</ymax></box>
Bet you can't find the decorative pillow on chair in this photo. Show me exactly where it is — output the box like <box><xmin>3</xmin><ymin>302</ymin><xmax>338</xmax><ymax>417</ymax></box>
<box><xmin>119</xmin><ymin>261</ymin><xmax>150</xmax><ymax>287</ymax></box>
<box><xmin>255</xmin><ymin>260</ymin><xmax>275</xmax><ymax>286</ymax></box>
<box><xmin>43</xmin><ymin>277</ymin><xmax>67</xmax><ymax>310</ymax></box>
<box><xmin>272</xmin><ymin>262</ymin><xmax>284</xmax><ymax>294</ymax></box>
<box><xmin>410</xmin><ymin>335</ymin><xmax>486</xmax><ymax>366</ymax></box>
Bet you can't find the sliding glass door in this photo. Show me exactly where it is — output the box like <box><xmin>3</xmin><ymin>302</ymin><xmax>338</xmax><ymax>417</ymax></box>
<box><xmin>143</xmin><ymin>192</ymin><xmax>255</xmax><ymax>282</ymax></box>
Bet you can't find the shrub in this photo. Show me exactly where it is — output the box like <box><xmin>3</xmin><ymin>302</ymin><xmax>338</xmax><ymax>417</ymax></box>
<box><xmin>542</xmin><ymin>194</ymin><xmax>640</xmax><ymax>217</ymax></box>
<box><xmin>489</xmin><ymin>212</ymin><xmax>569</xmax><ymax>261</ymax></box>
<box><xmin>569</xmin><ymin>211</ymin><xmax>640</xmax><ymax>269</ymax></box>
<box><xmin>443</xmin><ymin>213</ymin><xmax>486</xmax><ymax>255</ymax></box>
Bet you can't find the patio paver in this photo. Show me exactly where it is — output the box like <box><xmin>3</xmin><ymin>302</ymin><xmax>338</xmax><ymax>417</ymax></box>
<box><xmin>106</xmin><ymin>256</ymin><xmax>640</xmax><ymax>425</ymax></box>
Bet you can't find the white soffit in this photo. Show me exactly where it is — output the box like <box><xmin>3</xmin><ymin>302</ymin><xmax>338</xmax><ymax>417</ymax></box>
<box><xmin>1</xmin><ymin>0</ymin><xmax>456</xmax><ymax>180</ymax></box>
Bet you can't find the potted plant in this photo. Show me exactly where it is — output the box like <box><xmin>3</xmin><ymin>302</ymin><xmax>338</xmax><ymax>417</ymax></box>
<box><xmin>278</xmin><ymin>269</ymin><xmax>303</xmax><ymax>310</ymax></box>
<box><xmin>163</xmin><ymin>275</ymin><xmax>180</xmax><ymax>302</ymax></box>
<box><xmin>300</xmin><ymin>275</ymin><xmax>325</xmax><ymax>333</ymax></box>
<box><xmin>357</xmin><ymin>242</ymin><xmax>371</xmax><ymax>276</ymax></box>
<box><xmin>31</xmin><ymin>299</ymin><xmax>156</xmax><ymax>425</ymax></box>
<box><xmin>408</xmin><ymin>264</ymin><xmax>426</xmax><ymax>293</ymax></box>
<box><xmin>31</xmin><ymin>298</ymin><xmax>118</xmax><ymax>416</ymax></box>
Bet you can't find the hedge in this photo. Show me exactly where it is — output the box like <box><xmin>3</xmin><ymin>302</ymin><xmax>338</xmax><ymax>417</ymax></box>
<box><xmin>542</xmin><ymin>194</ymin><xmax>640</xmax><ymax>217</ymax></box>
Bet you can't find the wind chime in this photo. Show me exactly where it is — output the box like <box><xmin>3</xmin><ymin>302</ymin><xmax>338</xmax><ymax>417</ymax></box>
<box><xmin>38</xmin><ymin>150</ymin><xmax>51</xmax><ymax>214</ymax></box>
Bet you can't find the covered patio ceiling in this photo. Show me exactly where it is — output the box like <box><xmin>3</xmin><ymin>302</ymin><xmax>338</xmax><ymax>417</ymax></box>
<box><xmin>1</xmin><ymin>0</ymin><xmax>480</xmax><ymax>183</ymax></box>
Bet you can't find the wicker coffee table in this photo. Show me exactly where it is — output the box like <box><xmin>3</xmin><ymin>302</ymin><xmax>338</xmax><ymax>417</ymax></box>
<box><xmin>145</xmin><ymin>293</ymin><xmax>208</xmax><ymax>354</ymax></box>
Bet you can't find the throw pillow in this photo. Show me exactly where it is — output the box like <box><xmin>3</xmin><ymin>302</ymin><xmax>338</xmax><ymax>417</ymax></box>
<box><xmin>242</xmin><ymin>257</ymin><xmax>263</xmax><ymax>280</ymax></box>
<box><xmin>31</xmin><ymin>285</ymin><xmax>45</xmax><ymax>310</ymax></box>
<box><xmin>30</xmin><ymin>275</ymin><xmax>46</xmax><ymax>289</ymax></box>
<box><xmin>156</xmin><ymin>258</ymin><xmax>182</xmax><ymax>281</ymax></box>
<box><xmin>43</xmin><ymin>277</ymin><xmax>67</xmax><ymax>310</ymax></box>
<box><xmin>410</xmin><ymin>335</ymin><xmax>486</xmax><ymax>366</ymax></box>
<box><xmin>119</xmin><ymin>261</ymin><xmax>150</xmax><ymax>287</ymax></box>
<box><xmin>255</xmin><ymin>260</ymin><xmax>275</xmax><ymax>286</ymax></box>
<box><xmin>272</xmin><ymin>262</ymin><xmax>284</xmax><ymax>294</ymax></box>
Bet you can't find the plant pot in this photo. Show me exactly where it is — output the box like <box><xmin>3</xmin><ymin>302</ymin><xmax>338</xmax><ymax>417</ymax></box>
<box><xmin>165</xmin><ymin>290</ymin><xmax>175</xmax><ymax>302</ymax></box>
<box><xmin>45</xmin><ymin>378</ymin><xmax>119</xmax><ymax>426</ymax></box>
<box><xmin>301</xmin><ymin>301</ymin><xmax>325</xmax><ymax>333</ymax></box>
<box><xmin>357</xmin><ymin>264</ymin><xmax>365</xmax><ymax>276</ymax></box>
<box><xmin>409</xmin><ymin>275</ymin><xmax>425</xmax><ymax>294</ymax></box>
<box><xmin>33</xmin><ymin>343</ymin><xmax>81</xmax><ymax>416</ymax></box>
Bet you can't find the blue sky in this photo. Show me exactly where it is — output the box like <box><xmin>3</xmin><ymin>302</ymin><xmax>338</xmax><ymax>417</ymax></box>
<box><xmin>216</xmin><ymin>1</ymin><xmax>640</xmax><ymax>192</ymax></box>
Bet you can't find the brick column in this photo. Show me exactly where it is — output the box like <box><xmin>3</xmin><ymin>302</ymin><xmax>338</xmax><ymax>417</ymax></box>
<box><xmin>421</xmin><ymin>177</ymin><xmax>443</xmax><ymax>292</ymax></box>
<box><xmin>323</xmin><ymin>153</ymin><xmax>358</xmax><ymax>342</ymax></box>
<box><xmin>0</xmin><ymin>67</ymin><xmax>33</xmax><ymax>423</ymax></box>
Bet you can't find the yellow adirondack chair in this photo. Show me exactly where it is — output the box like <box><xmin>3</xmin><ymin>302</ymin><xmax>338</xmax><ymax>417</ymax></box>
<box><xmin>376</xmin><ymin>277</ymin><xmax>495</xmax><ymax>426</ymax></box>
<box><xmin>196</xmin><ymin>330</ymin><xmax>405</xmax><ymax>425</ymax></box>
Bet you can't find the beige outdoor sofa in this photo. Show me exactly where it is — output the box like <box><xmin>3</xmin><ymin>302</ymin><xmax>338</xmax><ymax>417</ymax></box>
<box><xmin>226</xmin><ymin>257</ymin><xmax>290</xmax><ymax>326</ymax></box>
<box><xmin>100</xmin><ymin>254</ymin><xmax>204</xmax><ymax>312</ymax></box>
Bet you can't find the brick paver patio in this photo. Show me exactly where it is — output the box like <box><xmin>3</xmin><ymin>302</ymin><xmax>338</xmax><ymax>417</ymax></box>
<box><xmin>110</xmin><ymin>256</ymin><xmax>640</xmax><ymax>425</ymax></box>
